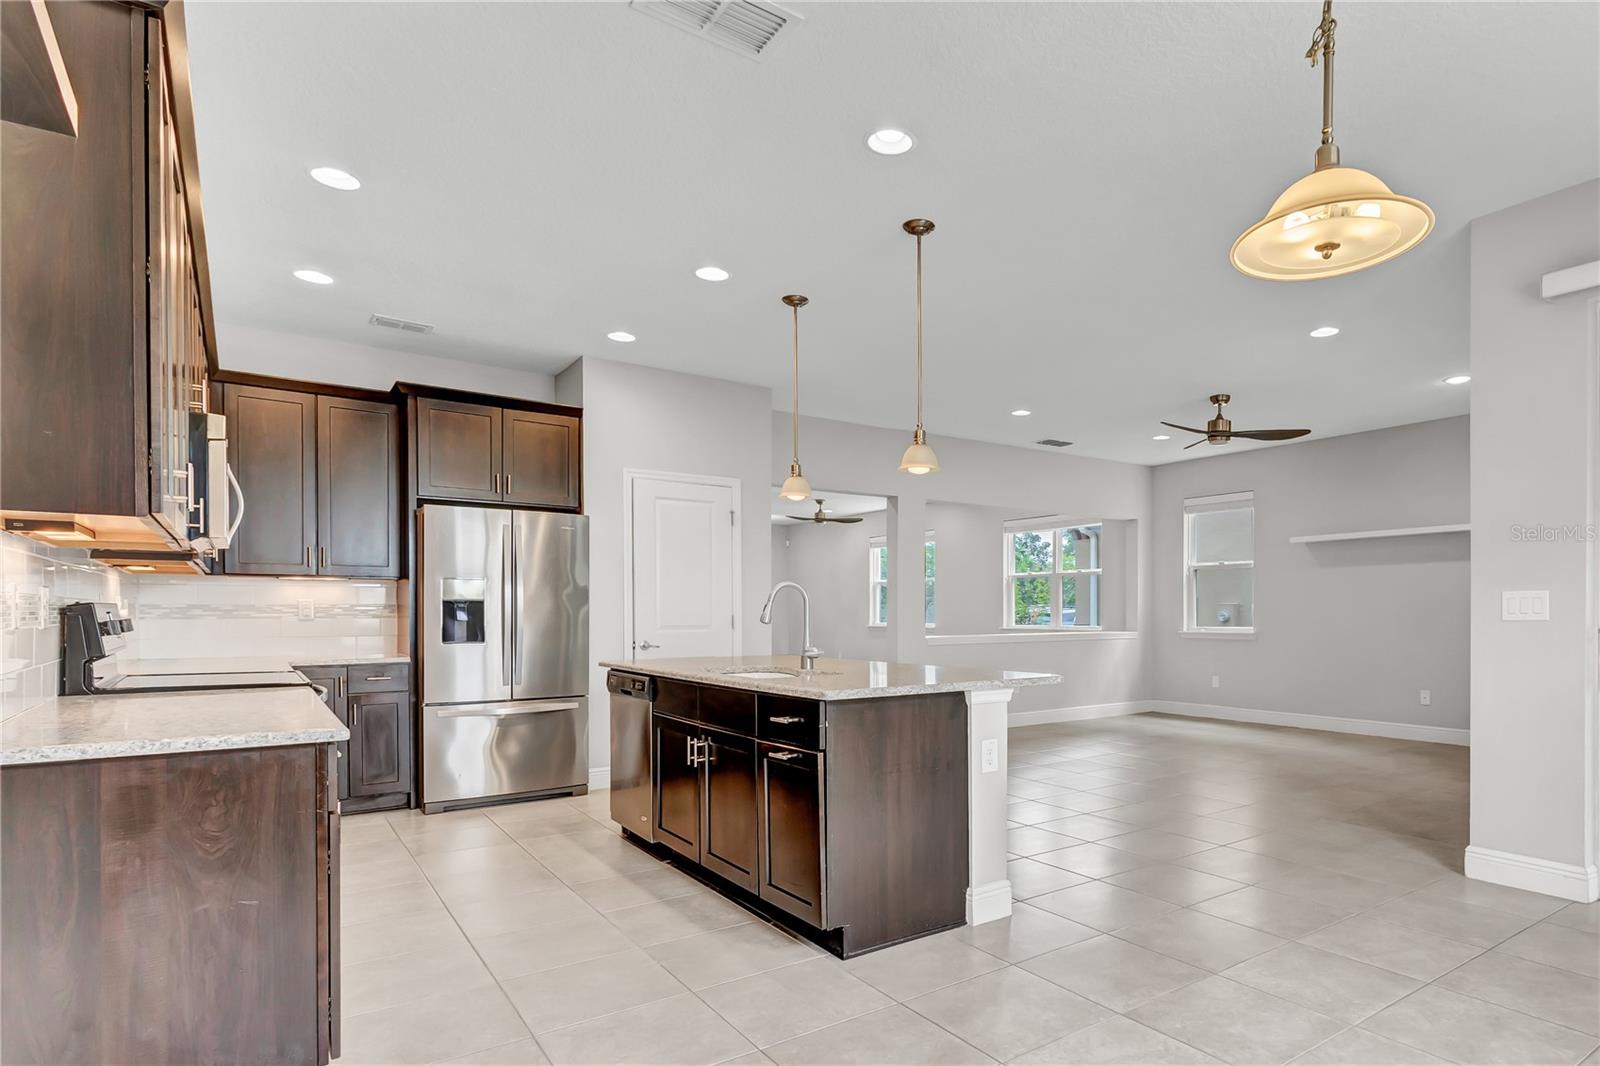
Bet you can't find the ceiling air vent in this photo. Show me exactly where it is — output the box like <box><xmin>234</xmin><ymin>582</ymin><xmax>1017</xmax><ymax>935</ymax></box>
<box><xmin>1035</xmin><ymin>439</ymin><xmax>1074</xmax><ymax>448</ymax></box>
<box><xmin>631</xmin><ymin>0</ymin><xmax>799</xmax><ymax>60</ymax></box>
<box><xmin>369</xmin><ymin>313</ymin><xmax>435</xmax><ymax>335</ymax></box>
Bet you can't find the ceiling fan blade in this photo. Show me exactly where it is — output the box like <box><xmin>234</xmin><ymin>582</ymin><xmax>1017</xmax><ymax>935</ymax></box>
<box><xmin>1183</xmin><ymin>437</ymin><xmax>1209</xmax><ymax>450</ymax></box>
<box><xmin>1160</xmin><ymin>421</ymin><xmax>1208</xmax><ymax>435</ymax></box>
<box><xmin>1230</xmin><ymin>429</ymin><xmax>1311</xmax><ymax>441</ymax></box>
<box><xmin>823</xmin><ymin>515</ymin><xmax>864</xmax><ymax>524</ymax></box>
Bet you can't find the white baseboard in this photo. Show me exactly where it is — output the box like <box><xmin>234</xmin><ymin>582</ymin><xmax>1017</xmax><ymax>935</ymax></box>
<box><xmin>966</xmin><ymin>880</ymin><xmax>1013</xmax><ymax>925</ymax></box>
<box><xmin>1146</xmin><ymin>699</ymin><xmax>1470</xmax><ymax>747</ymax></box>
<box><xmin>1009</xmin><ymin>701</ymin><xmax>1144</xmax><ymax>727</ymax></box>
<box><xmin>587</xmin><ymin>766</ymin><xmax>610</xmax><ymax>791</ymax></box>
<box><xmin>1465</xmin><ymin>845</ymin><xmax>1599</xmax><ymax>902</ymax></box>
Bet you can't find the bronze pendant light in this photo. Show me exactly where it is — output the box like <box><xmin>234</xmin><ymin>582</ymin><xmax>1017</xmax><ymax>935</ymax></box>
<box><xmin>778</xmin><ymin>294</ymin><xmax>813</xmax><ymax>502</ymax></box>
<box><xmin>1231</xmin><ymin>0</ymin><xmax>1434</xmax><ymax>280</ymax></box>
<box><xmin>899</xmin><ymin>219</ymin><xmax>939</xmax><ymax>475</ymax></box>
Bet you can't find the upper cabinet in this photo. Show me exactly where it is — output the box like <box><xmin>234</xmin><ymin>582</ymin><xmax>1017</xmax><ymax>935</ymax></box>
<box><xmin>0</xmin><ymin>2</ymin><xmax>217</xmax><ymax>554</ymax></box>
<box><xmin>224</xmin><ymin>384</ymin><xmax>400</xmax><ymax>578</ymax></box>
<box><xmin>414</xmin><ymin>396</ymin><xmax>580</xmax><ymax>510</ymax></box>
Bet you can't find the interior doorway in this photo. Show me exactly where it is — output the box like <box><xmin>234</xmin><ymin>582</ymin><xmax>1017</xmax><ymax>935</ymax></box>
<box><xmin>624</xmin><ymin>470</ymin><xmax>741</xmax><ymax>661</ymax></box>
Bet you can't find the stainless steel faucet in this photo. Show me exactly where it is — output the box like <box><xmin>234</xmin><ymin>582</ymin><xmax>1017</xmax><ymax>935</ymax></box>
<box><xmin>760</xmin><ymin>581</ymin><xmax>821</xmax><ymax>668</ymax></box>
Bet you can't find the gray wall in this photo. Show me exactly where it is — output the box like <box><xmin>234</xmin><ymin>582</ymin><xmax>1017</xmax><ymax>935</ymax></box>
<box><xmin>768</xmin><ymin>511</ymin><xmax>891</xmax><ymax>663</ymax></box>
<box><xmin>1149</xmin><ymin>416</ymin><xmax>1470</xmax><ymax>735</ymax></box>
<box><xmin>1468</xmin><ymin>179</ymin><xmax>1599</xmax><ymax>873</ymax></box>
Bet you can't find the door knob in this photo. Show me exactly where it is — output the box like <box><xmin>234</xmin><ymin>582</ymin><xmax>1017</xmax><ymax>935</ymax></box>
<box><xmin>638</xmin><ymin>640</ymin><xmax>660</xmax><ymax>651</ymax></box>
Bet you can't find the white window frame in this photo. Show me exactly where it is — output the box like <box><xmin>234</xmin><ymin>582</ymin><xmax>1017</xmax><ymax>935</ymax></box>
<box><xmin>1002</xmin><ymin>517</ymin><xmax>1104</xmax><ymax>631</ymax></box>
<box><xmin>1183</xmin><ymin>491</ymin><xmax>1255</xmax><ymax>635</ymax></box>
<box><xmin>867</xmin><ymin>532</ymin><xmax>937</xmax><ymax>629</ymax></box>
<box><xmin>923</xmin><ymin>531</ymin><xmax>936</xmax><ymax>629</ymax></box>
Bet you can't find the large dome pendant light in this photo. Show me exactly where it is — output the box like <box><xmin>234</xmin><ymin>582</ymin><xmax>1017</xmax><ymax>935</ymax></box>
<box><xmin>778</xmin><ymin>294</ymin><xmax>814</xmax><ymax>502</ymax></box>
<box><xmin>899</xmin><ymin>219</ymin><xmax>940</xmax><ymax>475</ymax></box>
<box><xmin>1231</xmin><ymin>1</ymin><xmax>1434</xmax><ymax>281</ymax></box>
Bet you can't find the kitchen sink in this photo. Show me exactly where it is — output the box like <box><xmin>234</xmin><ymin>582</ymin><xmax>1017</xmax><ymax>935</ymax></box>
<box><xmin>724</xmin><ymin>669</ymin><xmax>798</xmax><ymax>679</ymax></box>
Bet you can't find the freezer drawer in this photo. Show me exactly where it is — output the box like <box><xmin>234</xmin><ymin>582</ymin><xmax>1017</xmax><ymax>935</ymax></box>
<box><xmin>422</xmin><ymin>697</ymin><xmax>587</xmax><ymax>808</ymax></box>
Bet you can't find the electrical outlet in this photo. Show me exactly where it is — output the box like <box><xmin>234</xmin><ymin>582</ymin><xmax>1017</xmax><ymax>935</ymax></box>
<box><xmin>1211</xmin><ymin>675</ymin><xmax>1220</xmax><ymax>689</ymax></box>
<box><xmin>297</xmin><ymin>599</ymin><xmax>315</xmax><ymax>622</ymax></box>
<box><xmin>1419</xmin><ymin>689</ymin><xmax>1431</xmax><ymax>706</ymax></box>
<box><xmin>981</xmin><ymin>738</ymin><xmax>999</xmax><ymax>773</ymax></box>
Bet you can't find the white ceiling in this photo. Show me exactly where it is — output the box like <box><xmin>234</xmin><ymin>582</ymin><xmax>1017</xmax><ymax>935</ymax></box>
<box><xmin>186</xmin><ymin>2</ymin><xmax>1597</xmax><ymax>465</ymax></box>
<box><xmin>770</xmin><ymin>487</ymin><xmax>887</xmax><ymax>524</ymax></box>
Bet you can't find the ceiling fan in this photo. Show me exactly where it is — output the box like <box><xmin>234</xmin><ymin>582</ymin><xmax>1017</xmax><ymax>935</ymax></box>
<box><xmin>1161</xmin><ymin>394</ymin><xmax>1311</xmax><ymax>450</ymax></box>
<box><xmin>782</xmin><ymin>498</ymin><xmax>864</xmax><ymax>525</ymax></box>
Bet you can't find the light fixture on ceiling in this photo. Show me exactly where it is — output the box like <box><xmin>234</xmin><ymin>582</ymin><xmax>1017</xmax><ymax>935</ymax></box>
<box><xmin>1231</xmin><ymin>1</ymin><xmax>1433</xmax><ymax>281</ymax></box>
<box><xmin>309</xmin><ymin>166</ymin><xmax>361</xmax><ymax>191</ymax></box>
<box><xmin>1011</xmin><ymin>409</ymin><xmax>1032</xmax><ymax>417</ymax></box>
<box><xmin>778</xmin><ymin>294</ymin><xmax>813</xmax><ymax>502</ymax></box>
<box><xmin>1152</xmin><ymin>434</ymin><xmax>1172</xmax><ymax>441</ymax></box>
<box><xmin>607</xmin><ymin>331</ymin><xmax>636</xmax><ymax>343</ymax></box>
<box><xmin>695</xmin><ymin>266</ymin><xmax>730</xmax><ymax>282</ymax></box>
<box><xmin>293</xmin><ymin>268</ymin><xmax>334</xmax><ymax>285</ymax></box>
<box><xmin>1309</xmin><ymin>325</ymin><xmax>1340</xmax><ymax>338</ymax></box>
<box><xmin>1443</xmin><ymin>374</ymin><xmax>1471</xmax><ymax>385</ymax></box>
<box><xmin>866</xmin><ymin>129</ymin><xmax>915</xmax><ymax>156</ymax></box>
<box><xmin>899</xmin><ymin>218</ymin><xmax>940</xmax><ymax>476</ymax></box>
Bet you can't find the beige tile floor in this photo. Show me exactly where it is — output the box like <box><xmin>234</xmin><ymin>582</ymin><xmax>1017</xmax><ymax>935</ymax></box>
<box><xmin>336</xmin><ymin>713</ymin><xmax>1600</xmax><ymax>1066</ymax></box>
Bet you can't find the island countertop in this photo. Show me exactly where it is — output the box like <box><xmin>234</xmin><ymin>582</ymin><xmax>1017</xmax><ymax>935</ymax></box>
<box><xmin>597</xmin><ymin>655</ymin><xmax>1061</xmax><ymax>701</ymax></box>
<box><xmin>1</xmin><ymin>685</ymin><xmax>349</xmax><ymax>766</ymax></box>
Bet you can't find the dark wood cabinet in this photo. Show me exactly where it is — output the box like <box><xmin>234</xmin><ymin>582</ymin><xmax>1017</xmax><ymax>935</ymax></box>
<box><xmin>701</xmin><ymin>727</ymin><xmax>760</xmax><ymax>891</ymax></box>
<box><xmin>757</xmin><ymin>742</ymin><xmax>826</xmax><ymax>926</ymax></box>
<box><xmin>301</xmin><ymin>665</ymin><xmax>351</xmax><ymax>802</ymax></box>
<box><xmin>414</xmin><ymin>395</ymin><xmax>580</xmax><ymax>509</ymax></box>
<box><xmin>223</xmin><ymin>384</ymin><xmax>401</xmax><ymax>578</ymax></box>
<box><xmin>294</xmin><ymin>663</ymin><xmax>414</xmax><ymax>813</ymax></box>
<box><xmin>224</xmin><ymin>385</ymin><xmax>317</xmax><ymax>575</ymax></box>
<box><xmin>653</xmin><ymin>714</ymin><xmax>702</xmax><ymax>862</ymax></box>
<box><xmin>317</xmin><ymin>395</ymin><xmax>401</xmax><ymax>577</ymax></box>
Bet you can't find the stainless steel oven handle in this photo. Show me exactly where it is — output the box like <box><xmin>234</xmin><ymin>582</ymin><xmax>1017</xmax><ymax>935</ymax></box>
<box><xmin>436</xmin><ymin>700</ymin><xmax>580</xmax><ymax>719</ymax></box>
<box><xmin>223</xmin><ymin>462</ymin><xmax>245</xmax><ymax>544</ymax></box>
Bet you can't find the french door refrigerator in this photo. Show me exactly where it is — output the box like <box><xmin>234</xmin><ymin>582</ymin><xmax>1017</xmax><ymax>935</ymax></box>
<box><xmin>418</xmin><ymin>504</ymin><xmax>589</xmax><ymax>812</ymax></box>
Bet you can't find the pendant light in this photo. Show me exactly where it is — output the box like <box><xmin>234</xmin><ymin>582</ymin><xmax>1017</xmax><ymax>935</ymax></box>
<box><xmin>899</xmin><ymin>219</ymin><xmax>939</xmax><ymax>475</ymax></box>
<box><xmin>1231</xmin><ymin>1</ymin><xmax>1433</xmax><ymax>281</ymax></box>
<box><xmin>778</xmin><ymin>294</ymin><xmax>813</xmax><ymax>502</ymax></box>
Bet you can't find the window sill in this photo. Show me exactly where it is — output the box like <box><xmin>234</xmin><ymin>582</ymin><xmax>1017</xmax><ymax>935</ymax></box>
<box><xmin>927</xmin><ymin>630</ymin><xmax>1138</xmax><ymax>646</ymax></box>
<box><xmin>868</xmin><ymin>624</ymin><xmax>937</xmax><ymax>630</ymax></box>
<box><xmin>1180</xmin><ymin>629</ymin><xmax>1256</xmax><ymax>640</ymax></box>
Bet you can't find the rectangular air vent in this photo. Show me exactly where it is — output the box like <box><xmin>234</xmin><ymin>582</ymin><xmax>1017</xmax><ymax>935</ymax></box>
<box><xmin>369</xmin><ymin>313</ymin><xmax>435</xmax><ymax>335</ymax></box>
<box><xmin>1035</xmin><ymin>439</ymin><xmax>1074</xmax><ymax>448</ymax></box>
<box><xmin>631</xmin><ymin>0</ymin><xmax>799</xmax><ymax>59</ymax></box>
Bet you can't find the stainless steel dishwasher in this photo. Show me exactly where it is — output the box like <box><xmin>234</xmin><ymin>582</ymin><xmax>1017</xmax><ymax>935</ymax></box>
<box><xmin>607</xmin><ymin>670</ymin><xmax>655</xmax><ymax>841</ymax></box>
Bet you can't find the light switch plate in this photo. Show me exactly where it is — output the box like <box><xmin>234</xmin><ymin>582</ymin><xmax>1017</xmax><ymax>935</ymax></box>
<box><xmin>981</xmin><ymin>738</ymin><xmax>999</xmax><ymax>773</ymax></box>
<box><xmin>297</xmin><ymin>599</ymin><xmax>315</xmax><ymax>622</ymax></box>
<box><xmin>1502</xmin><ymin>590</ymin><xmax>1550</xmax><ymax>621</ymax></box>
<box><xmin>1420</xmin><ymin>689</ymin><xmax>1431</xmax><ymax>706</ymax></box>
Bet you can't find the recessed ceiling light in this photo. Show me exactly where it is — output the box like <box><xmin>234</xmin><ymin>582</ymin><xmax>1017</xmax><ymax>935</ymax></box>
<box><xmin>694</xmin><ymin>266</ymin><xmax>730</xmax><ymax>282</ymax></box>
<box><xmin>1011</xmin><ymin>409</ymin><xmax>1031</xmax><ymax>417</ymax></box>
<box><xmin>607</xmin><ymin>331</ymin><xmax>636</xmax><ymax>343</ymax></box>
<box><xmin>1309</xmin><ymin>326</ymin><xmax>1340</xmax><ymax>338</ymax></box>
<box><xmin>1152</xmin><ymin>434</ymin><xmax>1172</xmax><ymax>441</ymax></box>
<box><xmin>309</xmin><ymin>166</ymin><xmax>360</xmax><ymax>191</ymax></box>
<box><xmin>1443</xmin><ymin>374</ymin><xmax>1471</xmax><ymax>385</ymax></box>
<box><xmin>293</xmin><ymin>269</ymin><xmax>334</xmax><ymax>285</ymax></box>
<box><xmin>866</xmin><ymin>128</ymin><xmax>915</xmax><ymax>156</ymax></box>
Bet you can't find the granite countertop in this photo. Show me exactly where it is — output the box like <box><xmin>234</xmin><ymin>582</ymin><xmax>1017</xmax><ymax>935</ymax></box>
<box><xmin>597</xmin><ymin>655</ymin><xmax>1061</xmax><ymax>701</ymax></box>
<box><xmin>1</xmin><ymin>685</ymin><xmax>348</xmax><ymax>766</ymax></box>
<box><xmin>113</xmin><ymin>653</ymin><xmax>409</xmax><ymax>675</ymax></box>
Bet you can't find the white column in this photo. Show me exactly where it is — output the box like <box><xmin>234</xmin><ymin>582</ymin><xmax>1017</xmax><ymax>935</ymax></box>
<box><xmin>965</xmin><ymin>686</ymin><xmax>1013</xmax><ymax>924</ymax></box>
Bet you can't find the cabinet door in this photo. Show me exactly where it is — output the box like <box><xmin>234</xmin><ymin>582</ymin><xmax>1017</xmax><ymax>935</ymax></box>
<box><xmin>503</xmin><ymin>410</ymin><xmax>579</xmax><ymax>509</ymax></box>
<box><xmin>415</xmin><ymin>397</ymin><xmax>502</xmax><ymax>502</ymax></box>
<box><xmin>700</xmin><ymin>726</ymin><xmax>759</xmax><ymax>891</ymax></box>
<box><xmin>757</xmin><ymin>743</ymin><xmax>825</xmax><ymax>927</ymax></box>
<box><xmin>224</xmin><ymin>385</ymin><xmax>316</xmax><ymax>575</ymax></box>
<box><xmin>299</xmin><ymin>667</ymin><xmax>349</xmax><ymax>801</ymax></box>
<box><xmin>316</xmin><ymin>395</ymin><xmax>400</xmax><ymax>577</ymax></box>
<box><xmin>652</xmin><ymin>715</ymin><xmax>701</xmax><ymax>863</ymax></box>
<box><xmin>348</xmin><ymin>691</ymin><xmax>412</xmax><ymax>798</ymax></box>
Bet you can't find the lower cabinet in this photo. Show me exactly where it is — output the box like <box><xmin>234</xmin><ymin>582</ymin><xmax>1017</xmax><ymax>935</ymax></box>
<box><xmin>756</xmin><ymin>742</ymin><xmax>825</xmax><ymax>926</ymax></box>
<box><xmin>700</xmin><ymin>727</ymin><xmax>760</xmax><ymax>892</ymax></box>
<box><xmin>296</xmin><ymin>662</ymin><xmax>414</xmax><ymax>813</ymax></box>
<box><xmin>652</xmin><ymin>714</ymin><xmax>702</xmax><ymax>862</ymax></box>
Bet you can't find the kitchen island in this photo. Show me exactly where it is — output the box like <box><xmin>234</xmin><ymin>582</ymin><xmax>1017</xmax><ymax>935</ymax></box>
<box><xmin>601</xmin><ymin>655</ymin><xmax>1060</xmax><ymax>956</ymax></box>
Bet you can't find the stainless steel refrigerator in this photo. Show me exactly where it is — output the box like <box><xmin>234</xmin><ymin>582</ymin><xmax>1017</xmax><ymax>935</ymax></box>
<box><xmin>418</xmin><ymin>505</ymin><xmax>589</xmax><ymax>812</ymax></box>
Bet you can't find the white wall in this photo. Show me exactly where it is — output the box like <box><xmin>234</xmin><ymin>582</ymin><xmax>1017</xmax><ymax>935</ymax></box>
<box><xmin>1468</xmin><ymin>179</ymin><xmax>1599</xmax><ymax>896</ymax></box>
<box><xmin>563</xmin><ymin>357</ymin><xmax>774</xmax><ymax>773</ymax></box>
<box><xmin>218</xmin><ymin>321</ymin><xmax>557</xmax><ymax>400</ymax></box>
<box><xmin>769</xmin><ymin>511</ymin><xmax>891</xmax><ymax>663</ymax></box>
<box><xmin>775</xmin><ymin>413</ymin><xmax>1154</xmax><ymax>718</ymax></box>
<box><xmin>1148</xmin><ymin>417</ymin><xmax>1470</xmax><ymax>739</ymax></box>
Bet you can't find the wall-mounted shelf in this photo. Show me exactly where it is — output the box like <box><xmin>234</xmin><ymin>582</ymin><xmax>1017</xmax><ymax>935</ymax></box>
<box><xmin>1289</xmin><ymin>523</ymin><xmax>1469</xmax><ymax>545</ymax></box>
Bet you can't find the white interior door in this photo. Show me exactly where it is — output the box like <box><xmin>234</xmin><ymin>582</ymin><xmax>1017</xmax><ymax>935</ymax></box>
<box><xmin>630</xmin><ymin>474</ymin><xmax>737</xmax><ymax>660</ymax></box>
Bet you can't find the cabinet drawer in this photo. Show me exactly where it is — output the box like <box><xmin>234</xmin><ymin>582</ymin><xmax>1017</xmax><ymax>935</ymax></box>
<box><xmin>758</xmin><ymin>695</ymin><xmax>825</xmax><ymax>750</ymax></box>
<box><xmin>655</xmin><ymin>679</ymin><xmax>698</xmax><ymax>721</ymax></box>
<box><xmin>346</xmin><ymin>664</ymin><xmax>410</xmax><ymax>694</ymax></box>
<box><xmin>699</xmin><ymin>685</ymin><xmax>755</xmax><ymax>735</ymax></box>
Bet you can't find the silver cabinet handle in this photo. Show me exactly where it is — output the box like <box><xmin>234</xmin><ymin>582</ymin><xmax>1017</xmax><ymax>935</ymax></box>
<box><xmin>769</xmin><ymin>715</ymin><xmax>804</xmax><ymax>724</ymax></box>
<box><xmin>687</xmin><ymin>736</ymin><xmax>699</xmax><ymax>767</ymax></box>
<box><xmin>767</xmin><ymin>750</ymin><xmax>801</xmax><ymax>761</ymax></box>
<box><xmin>320</xmin><ymin>545</ymin><xmax>329</xmax><ymax>569</ymax></box>
<box><xmin>638</xmin><ymin>640</ymin><xmax>660</xmax><ymax>651</ymax></box>
<box><xmin>305</xmin><ymin>545</ymin><xmax>313</xmax><ymax>568</ymax></box>
<box><xmin>505</xmin><ymin>472</ymin><xmax>512</xmax><ymax>494</ymax></box>
<box><xmin>364</xmin><ymin>675</ymin><xmax>391</xmax><ymax>682</ymax></box>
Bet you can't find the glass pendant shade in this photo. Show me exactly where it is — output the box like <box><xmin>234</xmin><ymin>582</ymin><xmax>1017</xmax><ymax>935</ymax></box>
<box><xmin>780</xmin><ymin>463</ymin><xmax>812</xmax><ymax>501</ymax></box>
<box><xmin>1231</xmin><ymin>165</ymin><xmax>1433</xmax><ymax>281</ymax></box>
<box><xmin>899</xmin><ymin>433</ymin><xmax>940</xmax><ymax>476</ymax></box>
